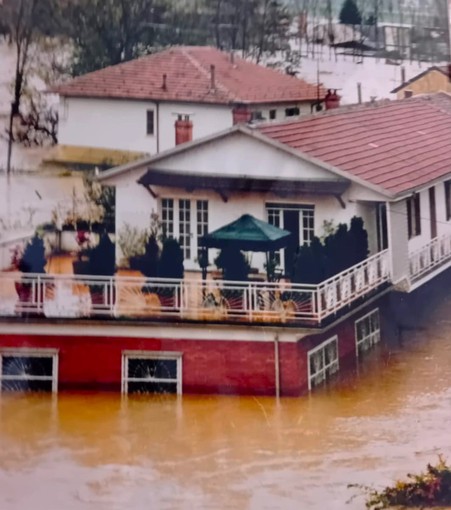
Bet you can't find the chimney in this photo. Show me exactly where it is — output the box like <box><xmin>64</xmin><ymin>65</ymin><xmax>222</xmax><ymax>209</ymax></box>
<box><xmin>401</xmin><ymin>66</ymin><xmax>406</xmax><ymax>84</ymax></box>
<box><xmin>175</xmin><ymin>114</ymin><xmax>193</xmax><ymax>146</ymax></box>
<box><xmin>162</xmin><ymin>73</ymin><xmax>167</xmax><ymax>90</ymax></box>
<box><xmin>232</xmin><ymin>104</ymin><xmax>252</xmax><ymax>125</ymax></box>
<box><xmin>210</xmin><ymin>64</ymin><xmax>216</xmax><ymax>90</ymax></box>
<box><xmin>324</xmin><ymin>89</ymin><xmax>341</xmax><ymax>110</ymax></box>
<box><xmin>404</xmin><ymin>90</ymin><xmax>413</xmax><ymax>99</ymax></box>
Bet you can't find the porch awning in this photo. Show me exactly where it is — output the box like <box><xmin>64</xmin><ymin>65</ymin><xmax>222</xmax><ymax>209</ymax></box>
<box><xmin>137</xmin><ymin>168</ymin><xmax>350</xmax><ymax>200</ymax></box>
<box><xmin>200</xmin><ymin>214</ymin><xmax>292</xmax><ymax>251</ymax></box>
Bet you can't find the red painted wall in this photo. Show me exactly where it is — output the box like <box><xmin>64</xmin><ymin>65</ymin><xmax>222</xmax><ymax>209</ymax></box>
<box><xmin>0</xmin><ymin>334</ymin><xmax>305</xmax><ymax>396</ymax></box>
<box><xmin>0</xmin><ymin>296</ymin><xmax>395</xmax><ymax>396</ymax></box>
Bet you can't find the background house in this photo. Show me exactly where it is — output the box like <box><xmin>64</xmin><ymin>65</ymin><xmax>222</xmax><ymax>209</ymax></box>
<box><xmin>392</xmin><ymin>66</ymin><xmax>451</xmax><ymax>99</ymax></box>
<box><xmin>49</xmin><ymin>46</ymin><xmax>327</xmax><ymax>168</ymax></box>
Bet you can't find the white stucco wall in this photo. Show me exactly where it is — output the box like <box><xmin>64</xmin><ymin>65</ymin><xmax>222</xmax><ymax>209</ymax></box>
<box><xmin>58</xmin><ymin>98</ymin><xmax>159</xmax><ymax>153</ymax></box>
<box><xmin>58</xmin><ymin>97</ymin><xmax>313</xmax><ymax>155</ymax></box>
<box><xmin>407</xmin><ymin>182</ymin><xmax>451</xmax><ymax>253</ymax></box>
<box><xmin>113</xmin><ymin>132</ymin><xmax>383</xmax><ymax>272</ymax></box>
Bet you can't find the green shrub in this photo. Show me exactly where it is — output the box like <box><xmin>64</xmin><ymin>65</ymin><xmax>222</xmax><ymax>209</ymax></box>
<box><xmin>19</xmin><ymin>236</ymin><xmax>46</xmax><ymax>274</ymax></box>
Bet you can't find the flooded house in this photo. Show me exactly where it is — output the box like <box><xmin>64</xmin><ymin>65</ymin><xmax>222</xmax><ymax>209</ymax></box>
<box><xmin>46</xmin><ymin>45</ymin><xmax>326</xmax><ymax>169</ymax></box>
<box><xmin>1</xmin><ymin>92</ymin><xmax>451</xmax><ymax>397</ymax></box>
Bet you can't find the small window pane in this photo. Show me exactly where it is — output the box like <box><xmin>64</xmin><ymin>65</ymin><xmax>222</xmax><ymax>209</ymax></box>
<box><xmin>128</xmin><ymin>358</ymin><xmax>178</xmax><ymax>380</ymax></box>
<box><xmin>2</xmin><ymin>356</ymin><xmax>53</xmax><ymax>377</ymax></box>
<box><xmin>127</xmin><ymin>381</ymin><xmax>178</xmax><ymax>395</ymax></box>
<box><xmin>1</xmin><ymin>379</ymin><xmax>53</xmax><ymax>393</ymax></box>
<box><xmin>147</xmin><ymin>110</ymin><xmax>154</xmax><ymax>135</ymax></box>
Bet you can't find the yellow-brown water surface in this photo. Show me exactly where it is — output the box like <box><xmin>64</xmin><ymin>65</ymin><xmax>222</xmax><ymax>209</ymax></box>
<box><xmin>2</xmin><ymin>296</ymin><xmax>451</xmax><ymax>509</ymax></box>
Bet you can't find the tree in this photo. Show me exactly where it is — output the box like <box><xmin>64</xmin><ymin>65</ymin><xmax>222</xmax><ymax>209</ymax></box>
<box><xmin>63</xmin><ymin>0</ymin><xmax>170</xmax><ymax>76</ymax></box>
<box><xmin>339</xmin><ymin>0</ymin><xmax>362</xmax><ymax>26</ymax></box>
<box><xmin>0</xmin><ymin>0</ymin><xmax>58</xmax><ymax>113</ymax></box>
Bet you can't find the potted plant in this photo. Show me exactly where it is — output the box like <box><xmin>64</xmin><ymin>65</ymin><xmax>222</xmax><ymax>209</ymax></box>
<box><xmin>72</xmin><ymin>230</ymin><xmax>91</xmax><ymax>275</ymax></box>
<box><xmin>215</xmin><ymin>247</ymin><xmax>250</xmax><ymax>310</ymax></box>
<box><xmin>86</xmin><ymin>233</ymin><xmax>116</xmax><ymax>310</ymax></box>
<box><xmin>14</xmin><ymin>235</ymin><xmax>48</xmax><ymax>316</ymax></box>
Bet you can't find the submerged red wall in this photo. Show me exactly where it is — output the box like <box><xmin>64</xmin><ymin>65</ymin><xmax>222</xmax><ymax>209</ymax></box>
<box><xmin>0</xmin><ymin>333</ymin><xmax>307</xmax><ymax>396</ymax></box>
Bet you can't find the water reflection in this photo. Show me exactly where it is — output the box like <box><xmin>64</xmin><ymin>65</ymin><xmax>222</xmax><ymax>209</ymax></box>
<box><xmin>2</xmin><ymin>298</ymin><xmax>451</xmax><ymax>508</ymax></box>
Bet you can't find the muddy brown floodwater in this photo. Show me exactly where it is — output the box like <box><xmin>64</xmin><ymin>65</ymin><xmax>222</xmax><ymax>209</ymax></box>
<box><xmin>2</xmin><ymin>294</ymin><xmax>451</xmax><ymax>510</ymax></box>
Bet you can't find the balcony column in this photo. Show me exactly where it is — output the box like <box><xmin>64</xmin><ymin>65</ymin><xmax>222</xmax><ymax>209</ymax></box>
<box><xmin>386</xmin><ymin>199</ymin><xmax>410</xmax><ymax>289</ymax></box>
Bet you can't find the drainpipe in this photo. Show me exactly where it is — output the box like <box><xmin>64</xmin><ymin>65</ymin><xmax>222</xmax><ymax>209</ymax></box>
<box><xmin>274</xmin><ymin>334</ymin><xmax>280</xmax><ymax>398</ymax></box>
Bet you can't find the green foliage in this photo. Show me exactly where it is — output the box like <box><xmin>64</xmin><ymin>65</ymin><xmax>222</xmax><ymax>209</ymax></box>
<box><xmin>350</xmin><ymin>455</ymin><xmax>451</xmax><ymax>509</ymax></box>
<box><xmin>117</xmin><ymin>223</ymin><xmax>147</xmax><ymax>264</ymax></box>
<box><xmin>159</xmin><ymin>238</ymin><xmax>184</xmax><ymax>280</ymax></box>
<box><xmin>19</xmin><ymin>235</ymin><xmax>46</xmax><ymax>273</ymax></box>
<box><xmin>63</xmin><ymin>0</ymin><xmax>172</xmax><ymax>75</ymax></box>
<box><xmin>141</xmin><ymin>234</ymin><xmax>160</xmax><ymax>278</ymax></box>
<box><xmin>88</xmin><ymin>233</ymin><xmax>116</xmax><ymax>276</ymax></box>
<box><xmin>339</xmin><ymin>0</ymin><xmax>362</xmax><ymax>25</ymax></box>
<box><xmin>292</xmin><ymin>216</ymin><xmax>369</xmax><ymax>284</ymax></box>
<box><xmin>215</xmin><ymin>247</ymin><xmax>250</xmax><ymax>282</ymax></box>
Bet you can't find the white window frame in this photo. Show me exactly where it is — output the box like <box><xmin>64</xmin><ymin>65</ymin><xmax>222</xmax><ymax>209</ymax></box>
<box><xmin>355</xmin><ymin>308</ymin><xmax>381</xmax><ymax>359</ymax></box>
<box><xmin>0</xmin><ymin>348</ymin><xmax>58</xmax><ymax>393</ymax></box>
<box><xmin>160</xmin><ymin>198</ymin><xmax>209</xmax><ymax>263</ymax></box>
<box><xmin>307</xmin><ymin>336</ymin><xmax>339</xmax><ymax>391</ymax></box>
<box><xmin>121</xmin><ymin>351</ymin><xmax>182</xmax><ymax>395</ymax></box>
<box><xmin>266</xmin><ymin>203</ymin><xmax>315</xmax><ymax>270</ymax></box>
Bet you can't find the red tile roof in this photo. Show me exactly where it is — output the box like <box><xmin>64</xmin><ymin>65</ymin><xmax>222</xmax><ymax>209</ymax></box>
<box><xmin>52</xmin><ymin>46</ymin><xmax>323</xmax><ymax>105</ymax></box>
<box><xmin>259</xmin><ymin>93</ymin><xmax>451</xmax><ymax>196</ymax></box>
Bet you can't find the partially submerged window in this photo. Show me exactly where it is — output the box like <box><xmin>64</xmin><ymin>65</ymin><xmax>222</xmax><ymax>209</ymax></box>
<box><xmin>285</xmin><ymin>106</ymin><xmax>300</xmax><ymax>117</ymax></box>
<box><xmin>308</xmin><ymin>336</ymin><xmax>339</xmax><ymax>391</ymax></box>
<box><xmin>406</xmin><ymin>193</ymin><xmax>421</xmax><ymax>238</ymax></box>
<box><xmin>122</xmin><ymin>352</ymin><xmax>182</xmax><ymax>395</ymax></box>
<box><xmin>0</xmin><ymin>350</ymin><xmax>58</xmax><ymax>393</ymax></box>
<box><xmin>355</xmin><ymin>309</ymin><xmax>381</xmax><ymax>358</ymax></box>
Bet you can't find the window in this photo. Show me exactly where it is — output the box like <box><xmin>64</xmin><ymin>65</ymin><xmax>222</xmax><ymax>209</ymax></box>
<box><xmin>122</xmin><ymin>352</ymin><xmax>182</xmax><ymax>394</ymax></box>
<box><xmin>285</xmin><ymin>106</ymin><xmax>300</xmax><ymax>117</ymax></box>
<box><xmin>406</xmin><ymin>193</ymin><xmax>421</xmax><ymax>238</ymax></box>
<box><xmin>355</xmin><ymin>309</ymin><xmax>381</xmax><ymax>358</ymax></box>
<box><xmin>197</xmin><ymin>200</ymin><xmax>209</xmax><ymax>259</ymax></box>
<box><xmin>308</xmin><ymin>336</ymin><xmax>339</xmax><ymax>391</ymax></box>
<box><xmin>161</xmin><ymin>198</ymin><xmax>208</xmax><ymax>261</ymax></box>
<box><xmin>266</xmin><ymin>204</ymin><xmax>315</xmax><ymax>246</ymax></box>
<box><xmin>445</xmin><ymin>180</ymin><xmax>451</xmax><ymax>221</ymax></box>
<box><xmin>250</xmin><ymin>111</ymin><xmax>264</xmax><ymax>122</ymax></box>
<box><xmin>0</xmin><ymin>350</ymin><xmax>58</xmax><ymax>393</ymax></box>
<box><xmin>269</xmin><ymin>109</ymin><xmax>277</xmax><ymax>120</ymax></box>
<box><xmin>179</xmin><ymin>199</ymin><xmax>191</xmax><ymax>260</ymax></box>
<box><xmin>146</xmin><ymin>110</ymin><xmax>155</xmax><ymax>135</ymax></box>
<box><xmin>162</xmin><ymin>198</ymin><xmax>174</xmax><ymax>238</ymax></box>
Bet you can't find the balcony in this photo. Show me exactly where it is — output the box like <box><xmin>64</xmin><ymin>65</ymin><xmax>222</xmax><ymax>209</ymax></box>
<box><xmin>0</xmin><ymin>250</ymin><xmax>390</xmax><ymax>328</ymax></box>
<box><xmin>409</xmin><ymin>232</ymin><xmax>451</xmax><ymax>288</ymax></box>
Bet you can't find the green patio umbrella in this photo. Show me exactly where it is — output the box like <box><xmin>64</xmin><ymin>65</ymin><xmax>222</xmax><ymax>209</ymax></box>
<box><xmin>200</xmin><ymin>214</ymin><xmax>292</xmax><ymax>280</ymax></box>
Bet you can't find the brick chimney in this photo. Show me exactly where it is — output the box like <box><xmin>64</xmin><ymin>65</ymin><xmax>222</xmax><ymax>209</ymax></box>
<box><xmin>232</xmin><ymin>104</ymin><xmax>252</xmax><ymax>125</ymax></box>
<box><xmin>175</xmin><ymin>114</ymin><xmax>193</xmax><ymax>145</ymax></box>
<box><xmin>324</xmin><ymin>89</ymin><xmax>341</xmax><ymax>110</ymax></box>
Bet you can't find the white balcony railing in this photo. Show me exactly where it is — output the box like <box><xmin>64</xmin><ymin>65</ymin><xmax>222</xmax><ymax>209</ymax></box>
<box><xmin>409</xmin><ymin>233</ymin><xmax>451</xmax><ymax>282</ymax></box>
<box><xmin>0</xmin><ymin>250</ymin><xmax>390</xmax><ymax>326</ymax></box>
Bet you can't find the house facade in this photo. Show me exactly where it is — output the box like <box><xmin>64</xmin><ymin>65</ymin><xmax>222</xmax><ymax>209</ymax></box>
<box><xmin>2</xmin><ymin>94</ymin><xmax>451</xmax><ymax>397</ymax></box>
<box><xmin>49</xmin><ymin>46</ymin><xmax>327</xmax><ymax>167</ymax></box>
<box><xmin>392</xmin><ymin>66</ymin><xmax>451</xmax><ymax>99</ymax></box>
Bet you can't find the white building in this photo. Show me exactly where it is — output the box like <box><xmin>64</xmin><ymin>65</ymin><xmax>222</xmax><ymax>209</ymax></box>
<box><xmin>50</xmin><ymin>46</ymin><xmax>328</xmax><ymax>167</ymax></box>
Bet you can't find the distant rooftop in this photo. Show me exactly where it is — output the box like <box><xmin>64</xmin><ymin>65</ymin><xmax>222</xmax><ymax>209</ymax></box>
<box><xmin>52</xmin><ymin>46</ymin><xmax>324</xmax><ymax>105</ymax></box>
